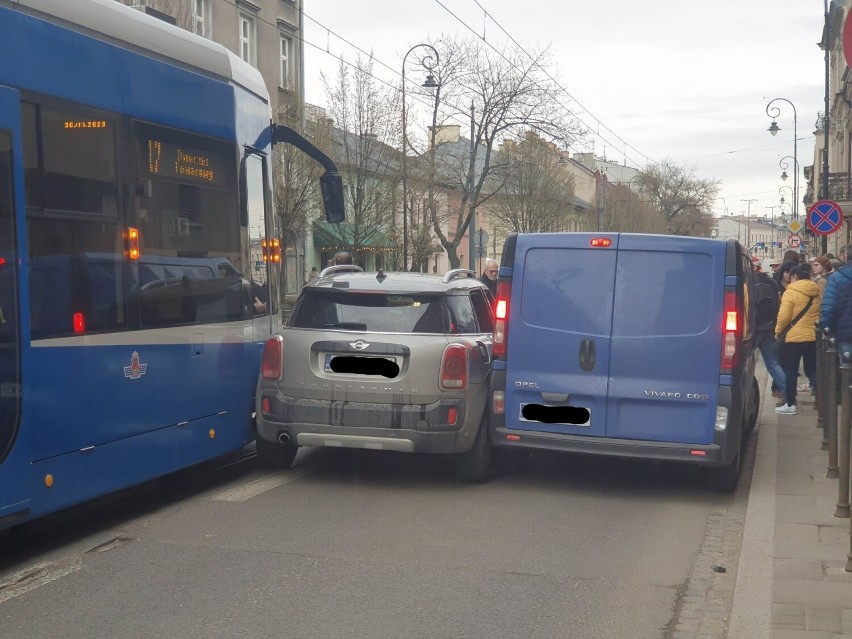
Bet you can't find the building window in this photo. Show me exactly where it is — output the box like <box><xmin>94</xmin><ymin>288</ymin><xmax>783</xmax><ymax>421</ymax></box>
<box><xmin>239</xmin><ymin>14</ymin><xmax>255</xmax><ymax>66</ymax></box>
<box><xmin>192</xmin><ymin>0</ymin><xmax>211</xmax><ymax>38</ymax></box>
<box><xmin>280</xmin><ymin>35</ymin><xmax>292</xmax><ymax>89</ymax></box>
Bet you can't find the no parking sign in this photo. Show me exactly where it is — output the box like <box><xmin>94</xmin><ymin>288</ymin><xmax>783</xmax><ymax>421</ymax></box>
<box><xmin>807</xmin><ymin>200</ymin><xmax>844</xmax><ymax>236</ymax></box>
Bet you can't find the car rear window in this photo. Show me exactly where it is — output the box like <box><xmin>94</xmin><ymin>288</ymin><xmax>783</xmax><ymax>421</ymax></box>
<box><xmin>290</xmin><ymin>290</ymin><xmax>474</xmax><ymax>334</ymax></box>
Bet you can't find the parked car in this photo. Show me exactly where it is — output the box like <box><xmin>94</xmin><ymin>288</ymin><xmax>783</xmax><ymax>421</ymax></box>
<box><xmin>488</xmin><ymin>233</ymin><xmax>760</xmax><ymax>491</ymax></box>
<box><xmin>255</xmin><ymin>266</ymin><xmax>495</xmax><ymax>481</ymax></box>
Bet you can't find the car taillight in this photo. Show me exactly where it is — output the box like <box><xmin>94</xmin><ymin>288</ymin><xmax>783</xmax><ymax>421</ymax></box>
<box><xmin>440</xmin><ymin>344</ymin><xmax>468</xmax><ymax>390</ymax></box>
<box><xmin>721</xmin><ymin>288</ymin><xmax>739</xmax><ymax>374</ymax></box>
<box><xmin>493</xmin><ymin>280</ymin><xmax>511</xmax><ymax>358</ymax></box>
<box><xmin>261</xmin><ymin>336</ymin><xmax>283</xmax><ymax>380</ymax></box>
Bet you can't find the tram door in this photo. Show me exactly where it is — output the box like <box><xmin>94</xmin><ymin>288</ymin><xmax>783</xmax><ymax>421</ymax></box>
<box><xmin>0</xmin><ymin>86</ymin><xmax>29</xmax><ymax>521</ymax></box>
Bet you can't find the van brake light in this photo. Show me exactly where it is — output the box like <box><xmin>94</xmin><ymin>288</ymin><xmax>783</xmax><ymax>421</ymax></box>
<box><xmin>590</xmin><ymin>238</ymin><xmax>612</xmax><ymax>247</ymax></box>
<box><xmin>721</xmin><ymin>289</ymin><xmax>739</xmax><ymax>373</ymax></box>
<box><xmin>493</xmin><ymin>280</ymin><xmax>511</xmax><ymax>358</ymax></box>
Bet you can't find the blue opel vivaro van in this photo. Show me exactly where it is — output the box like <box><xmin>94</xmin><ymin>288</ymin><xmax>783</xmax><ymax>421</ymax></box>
<box><xmin>488</xmin><ymin>232</ymin><xmax>760</xmax><ymax>490</ymax></box>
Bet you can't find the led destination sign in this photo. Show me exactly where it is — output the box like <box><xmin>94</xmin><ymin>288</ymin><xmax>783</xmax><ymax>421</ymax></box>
<box><xmin>64</xmin><ymin>120</ymin><xmax>107</xmax><ymax>129</ymax></box>
<box><xmin>147</xmin><ymin>140</ymin><xmax>217</xmax><ymax>183</ymax></box>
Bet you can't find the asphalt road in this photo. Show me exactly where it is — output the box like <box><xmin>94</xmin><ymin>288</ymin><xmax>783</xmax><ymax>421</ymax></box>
<box><xmin>0</xmin><ymin>446</ymin><xmax>751</xmax><ymax>639</ymax></box>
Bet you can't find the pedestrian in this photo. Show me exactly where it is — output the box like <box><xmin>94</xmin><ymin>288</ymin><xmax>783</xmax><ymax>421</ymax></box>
<box><xmin>775</xmin><ymin>263</ymin><xmax>821</xmax><ymax>415</ymax></box>
<box><xmin>478</xmin><ymin>258</ymin><xmax>498</xmax><ymax>296</ymax></box>
<box><xmin>783</xmin><ymin>249</ymin><xmax>801</xmax><ymax>264</ymax></box>
<box><xmin>811</xmin><ymin>255</ymin><xmax>834</xmax><ymax>300</ymax></box>
<box><xmin>306</xmin><ymin>266</ymin><xmax>319</xmax><ymax>284</ymax></box>
<box><xmin>753</xmin><ymin>261</ymin><xmax>787</xmax><ymax>404</ymax></box>
<box><xmin>774</xmin><ymin>260</ymin><xmax>797</xmax><ymax>292</ymax></box>
<box><xmin>820</xmin><ymin>243</ymin><xmax>852</xmax><ymax>364</ymax></box>
<box><xmin>333</xmin><ymin>250</ymin><xmax>353</xmax><ymax>265</ymax></box>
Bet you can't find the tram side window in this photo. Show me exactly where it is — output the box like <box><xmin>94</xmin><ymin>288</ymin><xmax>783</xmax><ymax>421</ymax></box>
<box><xmin>22</xmin><ymin>102</ymin><xmax>126</xmax><ymax>338</ymax></box>
<box><xmin>0</xmin><ymin>129</ymin><xmax>21</xmax><ymax>463</ymax></box>
<box><xmin>23</xmin><ymin>104</ymin><xmax>118</xmax><ymax>216</ymax></box>
<box><xmin>134</xmin><ymin>122</ymin><xmax>243</xmax><ymax>327</ymax></box>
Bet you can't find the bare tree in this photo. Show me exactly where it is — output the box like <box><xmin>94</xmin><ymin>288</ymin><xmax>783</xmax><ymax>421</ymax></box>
<box><xmin>322</xmin><ymin>56</ymin><xmax>402</xmax><ymax>264</ymax></box>
<box><xmin>491</xmin><ymin>131</ymin><xmax>575</xmax><ymax>233</ymax></box>
<box><xmin>423</xmin><ymin>37</ymin><xmax>582</xmax><ymax>267</ymax></box>
<box><xmin>273</xmin><ymin>94</ymin><xmax>330</xmax><ymax>282</ymax></box>
<box><xmin>603</xmin><ymin>181</ymin><xmax>667</xmax><ymax>233</ymax></box>
<box><xmin>640</xmin><ymin>161</ymin><xmax>719</xmax><ymax>237</ymax></box>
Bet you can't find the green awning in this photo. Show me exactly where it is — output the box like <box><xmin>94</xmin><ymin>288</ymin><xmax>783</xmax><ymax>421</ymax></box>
<box><xmin>312</xmin><ymin>222</ymin><xmax>397</xmax><ymax>250</ymax></box>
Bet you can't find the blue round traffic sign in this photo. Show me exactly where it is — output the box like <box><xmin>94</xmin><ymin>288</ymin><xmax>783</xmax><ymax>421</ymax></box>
<box><xmin>807</xmin><ymin>200</ymin><xmax>844</xmax><ymax>236</ymax></box>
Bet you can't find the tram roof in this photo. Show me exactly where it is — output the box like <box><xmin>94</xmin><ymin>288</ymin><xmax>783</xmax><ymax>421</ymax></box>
<box><xmin>9</xmin><ymin>0</ymin><xmax>269</xmax><ymax>102</ymax></box>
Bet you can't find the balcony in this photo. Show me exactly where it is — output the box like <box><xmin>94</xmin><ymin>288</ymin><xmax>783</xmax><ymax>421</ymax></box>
<box><xmin>826</xmin><ymin>172</ymin><xmax>852</xmax><ymax>202</ymax></box>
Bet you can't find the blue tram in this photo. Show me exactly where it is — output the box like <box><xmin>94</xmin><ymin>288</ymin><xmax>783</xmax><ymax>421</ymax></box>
<box><xmin>0</xmin><ymin>0</ymin><xmax>340</xmax><ymax>528</ymax></box>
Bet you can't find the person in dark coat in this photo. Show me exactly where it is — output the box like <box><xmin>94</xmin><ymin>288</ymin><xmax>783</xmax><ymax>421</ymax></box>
<box><xmin>820</xmin><ymin>244</ymin><xmax>852</xmax><ymax>362</ymax></box>
<box><xmin>478</xmin><ymin>258</ymin><xmax>498</xmax><ymax>296</ymax></box>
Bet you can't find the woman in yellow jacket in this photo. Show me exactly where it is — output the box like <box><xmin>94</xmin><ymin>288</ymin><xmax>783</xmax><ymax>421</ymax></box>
<box><xmin>775</xmin><ymin>263</ymin><xmax>821</xmax><ymax>415</ymax></box>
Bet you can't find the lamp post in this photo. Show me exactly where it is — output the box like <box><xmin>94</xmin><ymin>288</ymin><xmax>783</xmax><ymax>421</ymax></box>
<box><xmin>766</xmin><ymin>97</ymin><xmax>799</xmax><ymax>219</ymax></box>
<box><xmin>624</xmin><ymin>173</ymin><xmax>642</xmax><ymax>217</ymax></box>
<box><xmin>741</xmin><ymin>198</ymin><xmax>757</xmax><ymax>250</ymax></box>
<box><xmin>401</xmin><ymin>44</ymin><xmax>439</xmax><ymax>272</ymax></box>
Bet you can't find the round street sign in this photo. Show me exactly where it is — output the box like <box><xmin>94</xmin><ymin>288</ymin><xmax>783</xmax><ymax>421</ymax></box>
<box><xmin>787</xmin><ymin>234</ymin><xmax>802</xmax><ymax>248</ymax></box>
<box><xmin>807</xmin><ymin>200</ymin><xmax>844</xmax><ymax>236</ymax></box>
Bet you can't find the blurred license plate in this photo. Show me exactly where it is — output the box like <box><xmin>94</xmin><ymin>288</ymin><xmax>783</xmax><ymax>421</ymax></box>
<box><xmin>324</xmin><ymin>353</ymin><xmax>397</xmax><ymax>373</ymax></box>
<box><xmin>519</xmin><ymin>403</ymin><xmax>591</xmax><ymax>426</ymax></box>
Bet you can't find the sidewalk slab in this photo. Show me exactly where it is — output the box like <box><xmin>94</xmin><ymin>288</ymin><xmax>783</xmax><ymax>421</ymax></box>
<box><xmin>731</xmin><ymin>365</ymin><xmax>852</xmax><ymax>637</ymax></box>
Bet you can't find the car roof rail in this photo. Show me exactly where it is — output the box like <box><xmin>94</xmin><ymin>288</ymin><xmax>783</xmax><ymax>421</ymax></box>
<box><xmin>319</xmin><ymin>265</ymin><xmax>364</xmax><ymax>278</ymax></box>
<box><xmin>442</xmin><ymin>268</ymin><xmax>476</xmax><ymax>283</ymax></box>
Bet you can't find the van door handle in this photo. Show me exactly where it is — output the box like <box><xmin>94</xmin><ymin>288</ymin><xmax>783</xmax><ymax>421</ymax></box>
<box><xmin>579</xmin><ymin>339</ymin><xmax>595</xmax><ymax>371</ymax></box>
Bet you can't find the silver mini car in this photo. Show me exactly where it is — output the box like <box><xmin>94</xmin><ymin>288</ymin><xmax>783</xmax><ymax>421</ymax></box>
<box><xmin>255</xmin><ymin>266</ymin><xmax>495</xmax><ymax>481</ymax></box>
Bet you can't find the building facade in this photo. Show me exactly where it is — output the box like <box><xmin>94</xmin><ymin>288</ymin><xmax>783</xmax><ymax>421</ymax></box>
<box><xmin>807</xmin><ymin>0</ymin><xmax>852</xmax><ymax>256</ymax></box>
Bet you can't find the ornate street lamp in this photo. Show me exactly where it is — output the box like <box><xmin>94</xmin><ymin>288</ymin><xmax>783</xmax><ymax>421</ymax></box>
<box><xmin>401</xmin><ymin>44</ymin><xmax>439</xmax><ymax>272</ymax></box>
<box><xmin>766</xmin><ymin>98</ymin><xmax>799</xmax><ymax>218</ymax></box>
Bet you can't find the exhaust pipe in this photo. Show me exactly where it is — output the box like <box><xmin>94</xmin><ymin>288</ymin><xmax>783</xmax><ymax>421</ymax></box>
<box><xmin>277</xmin><ymin>431</ymin><xmax>291</xmax><ymax>446</ymax></box>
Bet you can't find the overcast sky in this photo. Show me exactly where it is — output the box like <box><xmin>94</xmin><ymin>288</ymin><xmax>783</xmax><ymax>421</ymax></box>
<box><xmin>302</xmin><ymin>0</ymin><xmax>826</xmax><ymax>225</ymax></box>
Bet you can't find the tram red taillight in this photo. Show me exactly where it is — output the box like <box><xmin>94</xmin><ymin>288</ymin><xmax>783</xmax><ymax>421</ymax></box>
<box><xmin>73</xmin><ymin>312</ymin><xmax>86</xmax><ymax>333</ymax></box>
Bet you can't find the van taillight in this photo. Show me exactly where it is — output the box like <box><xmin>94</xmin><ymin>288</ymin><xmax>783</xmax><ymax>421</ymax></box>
<box><xmin>493</xmin><ymin>280</ymin><xmax>511</xmax><ymax>358</ymax></box>
<box><xmin>261</xmin><ymin>336</ymin><xmax>283</xmax><ymax>380</ymax></box>
<box><xmin>440</xmin><ymin>344</ymin><xmax>468</xmax><ymax>390</ymax></box>
<box><xmin>721</xmin><ymin>289</ymin><xmax>739</xmax><ymax>373</ymax></box>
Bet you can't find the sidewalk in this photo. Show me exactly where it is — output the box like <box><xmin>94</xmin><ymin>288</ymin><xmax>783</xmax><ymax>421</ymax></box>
<box><xmin>729</xmin><ymin>372</ymin><xmax>852</xmax><ymax>638</ymax></box>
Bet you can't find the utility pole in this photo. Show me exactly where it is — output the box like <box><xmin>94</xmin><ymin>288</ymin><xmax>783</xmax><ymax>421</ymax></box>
<box><xmin>822</xmin><ymin>0</ymin><xmax>831</xmax><ymax>256</ymax></box>
<box><xmin>766</xmin><ymin>205</ymin><xmax>779</xmax><ymax>259</ymax></box>
<box><xmin>741</xmin><ymin>199</ymin><xmax>757</xmax><ymax>251</ymax></box>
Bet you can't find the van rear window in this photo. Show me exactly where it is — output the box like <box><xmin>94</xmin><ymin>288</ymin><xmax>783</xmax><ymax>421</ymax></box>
<box><xmin>520</xmin><ymin>248</ymin><xmax>616</xmax><ymax>336</ymax></box>
<box><xmin>612</xmin><ymin>251</ymin><xmax>713</xmax><ymax>337</ymax></box>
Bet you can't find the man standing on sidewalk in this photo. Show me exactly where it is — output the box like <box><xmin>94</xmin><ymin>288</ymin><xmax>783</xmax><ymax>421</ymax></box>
<box><xmin>820</xmin><ymin>243</ymin><xmax>852</xmax><ymax>360</ymax></box>
<box><xmin>754</xmin><ymin>264</ymin><xmax>787</xmax><ymax>403</ymax></box>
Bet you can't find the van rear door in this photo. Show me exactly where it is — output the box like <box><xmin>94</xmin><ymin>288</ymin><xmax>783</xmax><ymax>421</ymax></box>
<box><xmin>503</xmin><ymin>233</ymin><xmax>618</xmax><ymax>437</ymax></box>
<box><xmin>606</xmin><ymin>235</ymin><xmax>724</xmax><ymax>444</ymax></box>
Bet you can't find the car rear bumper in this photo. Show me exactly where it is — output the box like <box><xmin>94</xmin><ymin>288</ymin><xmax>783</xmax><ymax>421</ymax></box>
<box><xmin>257</xmin><ymin>390</ymin><xmax>481</xmax><ymax>454</ymax></box>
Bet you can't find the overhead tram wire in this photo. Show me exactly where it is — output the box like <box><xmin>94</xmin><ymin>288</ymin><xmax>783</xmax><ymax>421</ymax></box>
<box><xmin>469</xmin><ymin>0</ymin><xmax>652</xmax><ymax>167</ymax></box>
<box><xmin>447</xmin><ymin>0</ymin><xmax>655</xmax><ymax>169</ymax></box>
